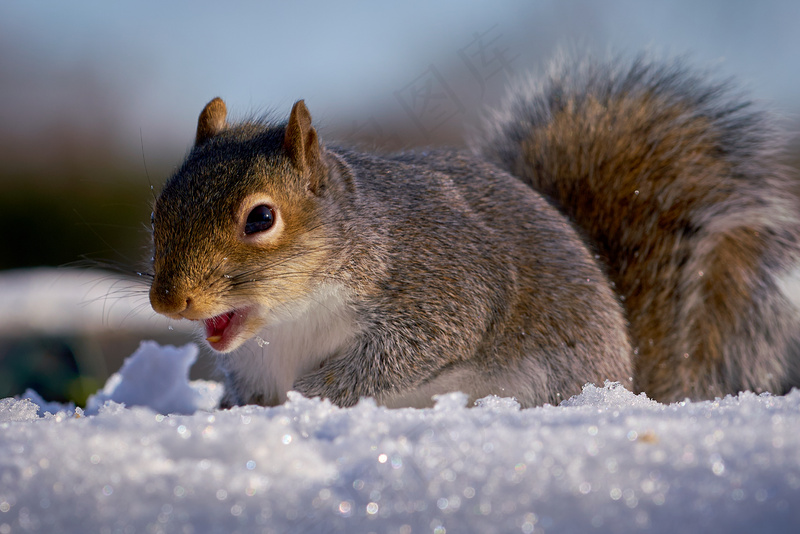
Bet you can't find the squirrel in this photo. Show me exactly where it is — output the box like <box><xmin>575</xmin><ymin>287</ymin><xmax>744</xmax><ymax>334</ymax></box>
<box><xmin>148</xmin><ymin>55</ymin><xmax>800</xmax><ymax>408</ymax></box>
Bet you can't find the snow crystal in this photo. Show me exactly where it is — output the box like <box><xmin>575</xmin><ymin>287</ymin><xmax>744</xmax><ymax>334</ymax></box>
<box><xmin>2</xmin><ymin>341</ymin><xmax>800</xmax><ymax>533</ymax></box>
<box><xmin>0</xmin><ymin>397</ymin><xmax>40</xmax><ymax>423</ymax></box>
<box><xmin>560</xmin><ymin>380</ymin><xmax>660</xmax><ymax>409</ymax></box>
<box><xmin>21</xmin><ymin>389</ymin><xmax>76</xmax><ymax>418</ymax></box>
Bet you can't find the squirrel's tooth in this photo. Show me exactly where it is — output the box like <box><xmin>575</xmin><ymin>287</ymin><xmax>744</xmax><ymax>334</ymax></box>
<box><xmin>206</xmin><ymin>335</ymin><xmax>223</xmax><ymax>343</ymax></box>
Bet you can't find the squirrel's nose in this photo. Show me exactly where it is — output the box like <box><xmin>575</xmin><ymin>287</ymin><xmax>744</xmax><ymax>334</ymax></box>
<box><xmin>149</xmin><ymin>280</ymin><xmax>190</xmax><ymax>318</ymax></box>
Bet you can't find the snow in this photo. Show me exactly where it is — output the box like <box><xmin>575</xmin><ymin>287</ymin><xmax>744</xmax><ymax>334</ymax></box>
<box><xmin>83</xmin><ymin>341</ymin><xmax>222</xmax><ymax>416</ymax></box>
<box><xmin>2</xmin><ymin>342</ymin><xmax>799</xmax><ymax>533</ymax></box>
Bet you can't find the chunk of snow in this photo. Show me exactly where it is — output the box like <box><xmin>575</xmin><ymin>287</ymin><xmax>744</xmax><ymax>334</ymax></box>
<box><xmin>83</xmin><ymin>340</ymin><xmax>223</xmax><ymax>415</ymax></box>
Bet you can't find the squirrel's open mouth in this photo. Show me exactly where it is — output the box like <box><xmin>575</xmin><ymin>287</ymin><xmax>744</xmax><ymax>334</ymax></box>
<box><xmin>203</xmin><ymin>309</ymin><xmax>250</xmax><ymax>352</ymax></box>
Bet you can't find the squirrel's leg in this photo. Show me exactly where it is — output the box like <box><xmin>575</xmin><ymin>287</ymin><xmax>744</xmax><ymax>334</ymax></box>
<box><xmin>291</xmin><ymin>330</ymin><xmax>453</xmax><ymax>408</ymax></box>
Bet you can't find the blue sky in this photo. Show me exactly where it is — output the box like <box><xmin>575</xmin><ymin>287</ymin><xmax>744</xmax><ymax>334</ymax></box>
<box><xmin>1</xmin><ymin>0</ymin><xmax>798</xmax><ymax>160</ymax></box>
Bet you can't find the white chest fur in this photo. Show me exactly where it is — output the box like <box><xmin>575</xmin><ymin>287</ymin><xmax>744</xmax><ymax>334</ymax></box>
<box><xmin>221</xmin><ymin>283</ymin><xmax>359</xmax><ymax>404</ymax></box>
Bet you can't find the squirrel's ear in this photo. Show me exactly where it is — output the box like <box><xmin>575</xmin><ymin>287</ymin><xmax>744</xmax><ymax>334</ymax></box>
<box><xmin>195</xmin><ymin>97</ymin><xmax>227</xmax><ymax>146</ymax></box>
<box><xmin>284</xmin><ymin>100</ymin><xmax>324</xmax><ymax>194</ymax></box>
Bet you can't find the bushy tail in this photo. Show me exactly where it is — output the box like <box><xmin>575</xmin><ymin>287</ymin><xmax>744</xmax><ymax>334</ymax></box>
<box><xmin>476</xmin><ymin>54</ymin><xmax>800</xmax><ymax>401</ymax></box>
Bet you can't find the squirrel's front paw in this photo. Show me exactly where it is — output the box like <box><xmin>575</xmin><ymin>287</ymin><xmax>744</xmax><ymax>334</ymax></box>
<box><xmin>292</xmin><ymin>370</ymin><xmax>360</xmax><ymax>408</ymax></box>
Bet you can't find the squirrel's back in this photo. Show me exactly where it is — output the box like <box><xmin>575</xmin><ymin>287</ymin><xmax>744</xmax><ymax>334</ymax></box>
<box><xmin>478</xmin><ymin>55</ymin><xmax>800</xmax><ymax>401</ymax></box>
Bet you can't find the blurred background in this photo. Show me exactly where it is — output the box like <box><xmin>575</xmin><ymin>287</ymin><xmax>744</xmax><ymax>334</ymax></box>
<box><xmin>1</xmin><ymin>0</ymin><xmax>798</xmax><ymax>405</ymax></box>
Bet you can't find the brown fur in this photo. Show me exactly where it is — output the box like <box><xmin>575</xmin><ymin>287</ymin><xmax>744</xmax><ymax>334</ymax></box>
<box><xmin>195</xmin><ymin>97</ymin><xmax>227</xmax><ymax>146</ymax></box>
<box><xmin>479</xmin><ymin>56</ymin><xmax>800</xmax><ymax>402</ymax></box>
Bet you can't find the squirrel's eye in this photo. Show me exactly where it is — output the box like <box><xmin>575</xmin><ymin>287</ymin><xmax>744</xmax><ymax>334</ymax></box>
<box><xmin>244</xmin><ymin>204</ymin><xmax>275</xmax><ymax>235</ymax></box>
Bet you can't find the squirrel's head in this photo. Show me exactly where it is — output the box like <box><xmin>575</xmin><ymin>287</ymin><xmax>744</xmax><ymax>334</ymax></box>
<box><xmin>149</xmin><ymin>98</ymin><xmax>342</xmax><ymax>352</ymax></box>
